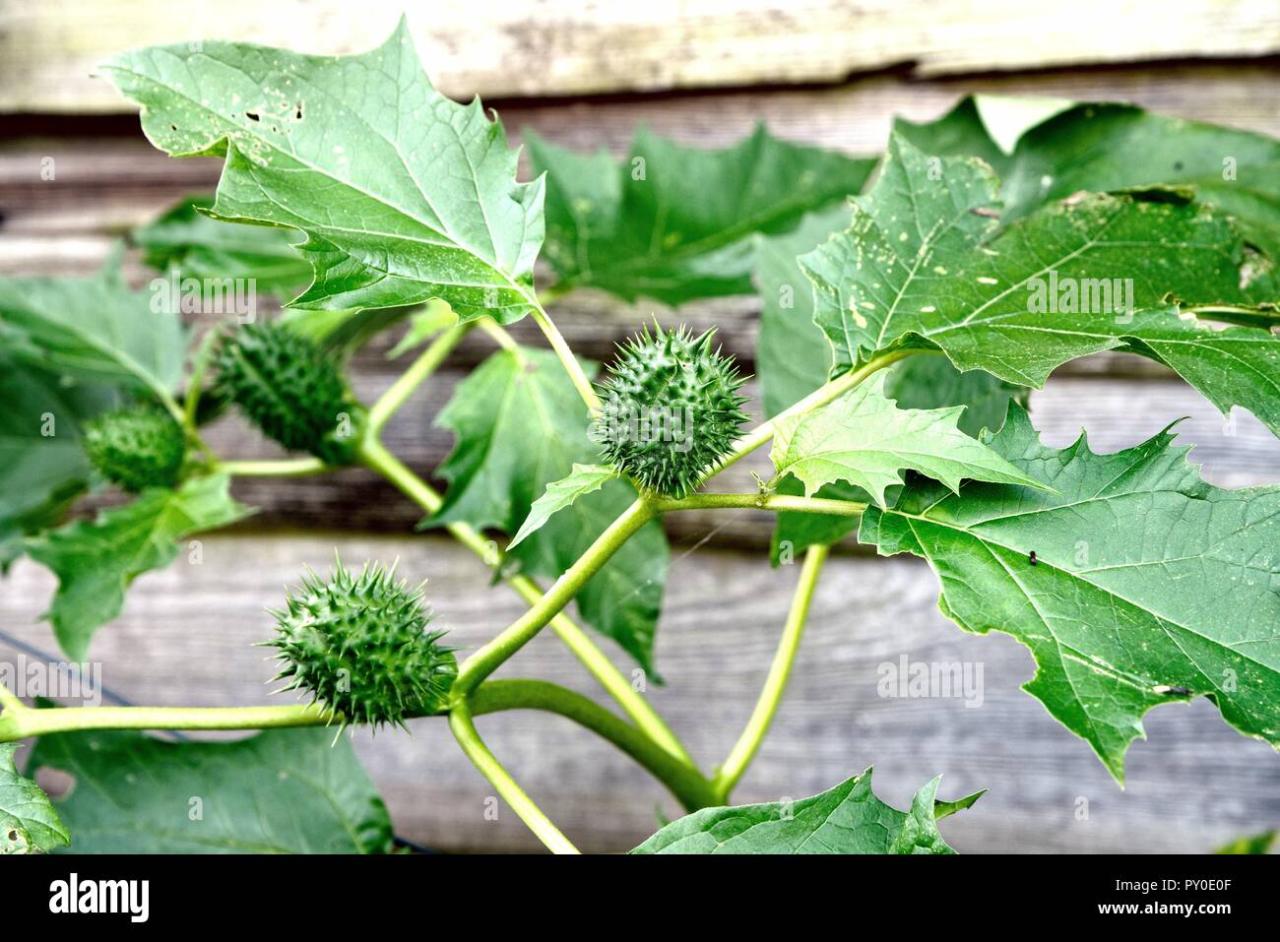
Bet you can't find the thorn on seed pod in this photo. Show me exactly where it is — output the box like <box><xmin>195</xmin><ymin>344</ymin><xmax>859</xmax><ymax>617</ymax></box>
<box><xmin>214</xmin><ymin>320</ymin><xmax>366</xmax><ymax>465</ymax></box>
<box><xmin>266</xmin><ymin>559</ymin><xmax>457</xmax><ymax>730</ymax></box>
<box><xmin>591</xmin><ymin>323</ymin><xmax>748</xmax><ymax>498</ymax></box>
<box><xmin>82</xmin><ymin>403</ymin><xmax>186</xmax><ymax>493</ymax></box>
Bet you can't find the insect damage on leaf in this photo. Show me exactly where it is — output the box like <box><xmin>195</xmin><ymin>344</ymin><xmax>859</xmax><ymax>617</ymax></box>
<box><xmin>267</xmin><ymin>560</ymin><xmax>457</xmax><ymax>729</ymax></box>
<box><xmin>593</xmin><ymin>324</ymin><xmax>748</xmax><ymax>498</ymax></box>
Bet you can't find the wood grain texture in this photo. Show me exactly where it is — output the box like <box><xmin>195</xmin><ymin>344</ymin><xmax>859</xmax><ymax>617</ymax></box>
<box><xmin>2</xmin><ymin>532</ymin><xmax>1276</xmax><ymax>853</ymax></box>
<box><xmin>3</xmin><ymin>0</ymin><xmax>1279</xmax><ymax>113</ymax></box>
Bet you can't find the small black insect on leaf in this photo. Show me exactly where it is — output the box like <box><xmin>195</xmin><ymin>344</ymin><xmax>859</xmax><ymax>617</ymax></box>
<box><xmin>1028</xmin><ymin>550</ymin><xmax>1038</xmax><ymax>566</ymax></box>
<box><xmin>1154</xmin><ymin>684</ymin><xmax>1193</xmax><ymax>697</ymax></box>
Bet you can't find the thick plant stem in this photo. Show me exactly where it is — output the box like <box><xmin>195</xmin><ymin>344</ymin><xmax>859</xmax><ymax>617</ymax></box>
<box><xmin>453</xmin><ymin>498</ymin><xmax>656</xmax><ymax>696</ymax></box>
<box><xmin>712</xmin><ymin>544</ymin><xmax>830</xmax><ymax>802</ymax></box>
<box><xmin>0</xmin><ymin>679</ymin><xmax>710</xmax><ymax>813</ymax></box>
<box><xmin>471</xmin><ymin>680</ymin><xmax>715</xmax><ymax>811</ymax></box>
<box><xmin>220</xmin><ymin>457</ymin><xmax>328</xmax><ymax>477</ymax></box>
<box><xmin>655</xmin><ymin>493</ymin><xmax>867</xmax><ymax>517</ymax></box>
<box><xmin>358</xmin><ymin>437</ymin><xmax>695</xmax><ymax>767</ymax></box>
<box><xmin>366</xmin><ymin>321</ymin><xmax>473</xmax><ymax>436</ymax></box>
<box><xmin>0</xmin><ymin>701</ymin><xmax>329</xmax><ymax>740</ymax></box>
<box><xmin>449</xmin><ymin>702</ymin><xmax>579</xmax><ymax>854</ymax></box>
<box><xmin>529</xmin><ymin>303</ymin><xmax>601</xmax><ymax>414</ymax></box>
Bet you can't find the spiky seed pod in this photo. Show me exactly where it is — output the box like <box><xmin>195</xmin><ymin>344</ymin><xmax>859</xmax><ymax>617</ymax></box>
<box><xmin>214</xmin><ymin>321</ymin><xmax>364</xmax><ymax>465</ymax></box>
<box><xmin>592</xmin><ymin>324</ymin><xmax>748</xmax><ymax>497</ymax></box>
<box><xmin>267</xmin><ymin>561</ymin><xmax>456</xmax><ymax>729</ymax></box>
<box><xmin>82</xmin><ymin>404</ymin><xmax>186</xmax><ymax>493</ymax></box>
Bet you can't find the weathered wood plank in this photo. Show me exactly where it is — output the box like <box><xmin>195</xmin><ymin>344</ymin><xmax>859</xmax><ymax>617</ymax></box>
<box><xmin>2</xmin><ymin>532</ymin><xmax>1275</xmax><ymax>853</ymax></box>
<box><xmin>3</xmin><ymin>1</ymin><xmax>1279</xmax><ymax>112</ymax></box>
<box><xmin>5</xmin><ymin>64</ymin><xmax>1280</xmax><ymax>238</ymax></box>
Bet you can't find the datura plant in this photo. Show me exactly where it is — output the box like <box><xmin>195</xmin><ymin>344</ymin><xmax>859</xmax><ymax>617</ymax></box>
<box><xmin>0</xmin><ymin>22</ymin><xmax>1277</xmax><ymax>856</ymax></box>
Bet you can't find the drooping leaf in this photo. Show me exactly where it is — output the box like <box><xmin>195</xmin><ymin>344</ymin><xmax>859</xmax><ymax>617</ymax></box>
<box><xmin>433</xmin><ymin>349</ymin><xmax>668</xmax><ymax>675</ymax></box>
<box><xmin>27</xmin><ymin>727</ymin><xmax>392</xmax><ymax>853</ymax></box>
<box><xmin>0</xmin><ymin>254</ymin><xmax>186</xmax><ymax>407</ymax></box>
<box><xmin>632</xmin><ymin>768</ymin><xmax>978</xmax><ymax>854</ymax></box>
<box><xmin>509</xmin><ymin>464</ymin><xmax>618</xmax><ymax>548</ymax></box>
<box><xmin>803</xmin><ymin>133</ymin><xmax>1280</xmax><ymax>436</ymax></box>
<box><xmin>108</xmin><ymin>20</ymin><xmax>545</xmax><ymax>324</ymax></box>
<box><xmin>756</xmin><ymin>207</ymin><xmax>1024</xmax><ymax>562</ymax></box>
<box><xmin>133</xmin><ymin>195</ymin><xmax>312</xmax><ymax>298</ymax></box>
<box><xmin>24</xmin><ymin>474</ymin><xmax>251</xmax><ymax>660</ymax></box>
<box><xmin>527</xmin><ymin>125</ymin><xmax>875</xmax><ymax>304</ymax></box>
<box><xmin>0</xmin><ymin>356</ymin><xmax>119</xmax><ymax>568</ymax></box>
<box><xmin>860</xmin><ymin>405</ymin><xmax>1280</xmax><ymax>780</ymax></box>
<box><xmin>0</xmin><ymin>743</ymin><xmax>70</xmax><ymax>854</ymax></box>
<box><xmin>770</xmin><ymin>372</ymin><xmax>1044</xmax><ymax>506</ymax></box>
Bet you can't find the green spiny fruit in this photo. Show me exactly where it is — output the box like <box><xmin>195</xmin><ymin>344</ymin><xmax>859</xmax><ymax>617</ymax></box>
<box><xmin>267</xmin><ymin>561</ymin><xmax>456</xmax><ymax>729</ymax></box>
<box><xmin>82</xmin><ymin>404</ymin><xmax>186</xmax><ymax>493</ymax></box>
<box><xmin>592</xmin><ymin>324</ymin><xmax>748</xmax><ymax>497</ymax></box>
<box><xmin>214</xmin><ymin>321</ymin><xmax>364</xmax><ymax>465</ymax></box>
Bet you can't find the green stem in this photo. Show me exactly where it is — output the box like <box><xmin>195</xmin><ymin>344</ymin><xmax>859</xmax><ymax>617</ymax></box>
<box><xmin>366</xmin><ymin>321</ymin><xmax>472</xmax><ymax>437</ymax></box>
<box><xmin>655</xmin><ymin>493</ymin><xmax>867</xmax><ymax>517</ymax></box>
<box><xmin>453</xmin><ymin>498</ymin><xmax>655</xmax><ymax>697</ymax></box>
<box><xmin>220</xmin><ymin>457</ymin><xmax>328</xmax><ymax>477</ymax></box>
<box><xmin>712</xmin><ymin>544</ymin><xmax>830</xmax><ymax>802</ymax></box>
<box><xmin>0</xmin><ymin>702</ymin><xmax>329</xmax><ymax>740</ymax></box>
<box><xmin>449</xmin><ymin>701</ymin><xmax>579</xmax><ymax>854</ymax></box>
<box><xmin>529</xmin><ymin>303</ymin><xmax>601</xmax><ymax>414</ymax></box>
<box><xmin>358</xmin><ymin>437</ymin><xmax>695</xmax><ymax>767</ymax></box>
<box><xmin>471</xmin><ymin>680</ymin><xmax>715</xmax><ymax>811</ymax></box>
<box><xmin>0</xmin><ymin>679</ymin><xmax>711</xmax><ymax>816</ymax></box>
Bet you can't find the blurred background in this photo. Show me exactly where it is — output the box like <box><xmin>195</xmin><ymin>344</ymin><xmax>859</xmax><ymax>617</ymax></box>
<box><xmin>1</xmin><ymin>0</ymin><xmax>1278</xmax><ymax>852</ymax></box>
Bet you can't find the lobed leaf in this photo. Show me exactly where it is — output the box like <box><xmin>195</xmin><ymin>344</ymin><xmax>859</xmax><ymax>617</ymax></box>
<box><xmin>860</xmin><ymin>405</ymin><xmax>1280</xmax><ymax>780</ymax></box>
<box><xmin>109</xmin><ymin>20</ymin><xmax>545</xmax><ymax>324</ymax></box>
<box><xmin>803</xmin><ymin>133</ymin><xmax>1280</xmax><ymax>436</ymax></box>
<box><xmin>133</xmin><ymin>195</ymin><xmax>313</xmax><ymax>298</ymax></box>
<box><xmin>527</xmin><ymin>125</ymin><xmax>875</xmax><ymax>304</ymax></box>
<box><xmin>0</xmin><ymin>255</ymin><xmax>186</xmax><ymax>407</ymax></box>
<box><xmin>770</xmin><ymin>372</ymin><xmax>1044</xmax><ymax>507</ymax></box>
<box><xmin>27</xmin><ymin>727</ymin><xmax>392</xmax><ymax>853</ymax></box>
<box><xmin>510</xmin><ymin>464</ymin><xmax>618</xmax><ymax>548</ymax></box>
<box><xmin>632</xmin><ymin>768</ymin><xmax>978</xmax><ymax>854</ymax></box>
<box><xmin>25</xmin><ymin>474</ymin><xmax>251</xmax><ymax>660</ymax></box>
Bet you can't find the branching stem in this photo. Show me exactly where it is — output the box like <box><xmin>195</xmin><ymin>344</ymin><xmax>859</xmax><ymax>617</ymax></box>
<box><xmin>449</xmin><ymin>701</ymin><xmax>579</xmax><ymax>854</ymax></box>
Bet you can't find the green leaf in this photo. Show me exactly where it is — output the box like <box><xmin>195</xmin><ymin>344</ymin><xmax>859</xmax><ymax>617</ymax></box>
<box><xmin>1215</xmin><ymin>831</ymin><xmax>1277</xmax><ymax>855</ymax></box>
<box><xmin>0</xmin><ymin>356</ymin><xmax>119</xmax><ymax>567</ymax></box>
<box><xmin>134</xmin><ymin>195</ymin><xmax>313</xmax><ymax>297</ymax></box>
<box><xmin>108</xmin><ymin>20</ymin><xmax>544</xmax><ymax>324</ymax></box>
<box><xmin>0</xmin><ymin>743</ymin><xmax>70</xmax><ymax>854</ymax></box>
<box><xmin>509</xmin><ymin>464</ymin><xmax>618</xmax><ymax>548</ymax></box>
<box><xmin>433</xmin><ymin>349</ymin><xmax>668</xmax><ymax>675</ymax></box>
<box><xmin>25</xmin><ymin>474</ymin><xmax>251</xmax><ymax>660</ymax></box>
<box><xmin>632</xmin><ymin>768</ymin><xmax>976</xmax><ymax>854</ymax></box>
<box><xmin>527</xmin><ymin>125</ymin><xmax>875</xmax><ymax>304</ymax></box>
<box><xmin>803</xmin><ymin>133</ymin><xmax>1280</xmax><ymax>436</ymax></box>
<box><xmin>770</xmin><ymin>372</ymin><xmax>1044</xmax><ymax>506</ymax></box>
<box><xmin>27</xmin><ymin>727</ymin><xmax>392</xmax><ymax>853</ymax></box>
<box><xmin>386</xmin><ymin>299</ymin><xmax>459</xmax><ymax>359</ymax></box>
<box><xmin>860</xmin><ymin>405</ymin><xmax>1280</xmax><ymax>780</ymax></box>
<box><xmin>0</xmin><ymin>254</ymin><xmax>186</xmax><ymax>407</ymax></box>
<box><xmin>756</xmin><ymin>207</ymin><xmax>1023</xmax><ymax>563</ymax></box>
